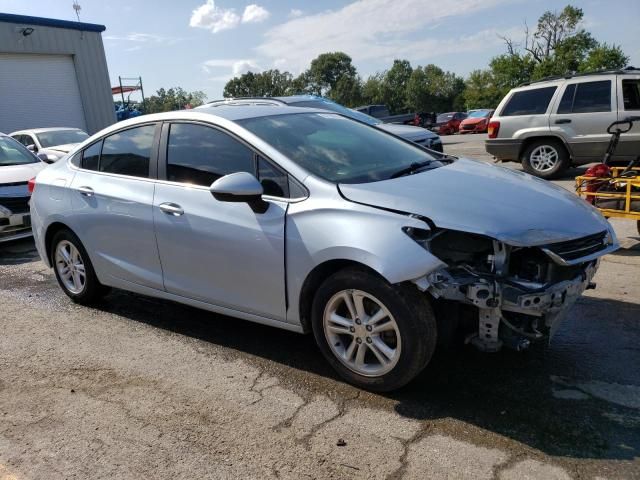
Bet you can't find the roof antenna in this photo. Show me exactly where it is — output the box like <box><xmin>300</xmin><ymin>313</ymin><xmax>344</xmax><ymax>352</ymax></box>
<box><xmin>72</xmin><ymin>1</ymin><xmax>82</xmax><ymax>22</ymax></box>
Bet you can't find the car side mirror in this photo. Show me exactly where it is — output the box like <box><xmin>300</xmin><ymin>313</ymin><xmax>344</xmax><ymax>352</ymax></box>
<box><xmin>36</xmin><ymin>152</ymin><xmax>50</xmax><ymax>163</ymax></box>
<box><xmin>26</xmin><ymin>144</ymin><xmax>37</xmax><ymax>152</ymax></box>
<box><xmin>210</xmin><ymin>172</ymin><xmax>268</xmax><ymax>213</ymax></box>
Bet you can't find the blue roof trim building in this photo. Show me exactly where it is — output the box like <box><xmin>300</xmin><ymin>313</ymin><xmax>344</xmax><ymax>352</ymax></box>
<box><xmin>0</xmin><ymin>12</ymin><xmax>106</xmax><ymax>33</ymax></box>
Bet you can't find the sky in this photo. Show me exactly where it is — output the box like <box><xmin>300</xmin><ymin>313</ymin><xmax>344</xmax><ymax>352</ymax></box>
<box><xmin>1</xmin><ymin>0</ymin><xmax>639</xmax><ymax>101</ymax></box>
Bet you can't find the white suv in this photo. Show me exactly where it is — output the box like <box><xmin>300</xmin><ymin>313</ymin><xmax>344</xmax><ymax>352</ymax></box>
<box><xmin>485</xmin><ymin>68</ymin><xmax>640</xmax><ymax>179</ymax></box>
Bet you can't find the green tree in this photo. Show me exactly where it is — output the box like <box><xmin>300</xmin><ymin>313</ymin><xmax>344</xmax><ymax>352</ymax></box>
<box><xmin>144</xmin><ymin>87</ymin><xmax>207</xmax><ymax>113</ymax></box>
<box><xmin>305</xmin><ymin>52</ymin><xmax>358</xmax><ymax>96</ymax></box>
<box><xmin>223</xmin><ymin>70</ymin><xmax>294</xmax><ymax>98</ymax></box>
<box><xmin>579</xmin><ymin>43</ymin><xmax>629</xmax><ymax>73</ymax></box>
<box><xmin>406</xmin><ymin>64</ymin><xmax>465</xmax><ymax>112</ymax></box>
<box><xmin>381</xmin><ymin>60</ymin><xmax>413</xmax><ymax>113</ymax></box>
<box><xmin>361</xmin><ymin>74</ymin><xmax>384</xmax><ymax>105</ymax></box>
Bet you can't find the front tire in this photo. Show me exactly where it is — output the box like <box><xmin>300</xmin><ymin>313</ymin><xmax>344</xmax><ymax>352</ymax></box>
<box><xmin>51</xmin><ymin>229</ymin><xmax>109</xmax><ymax>304</ymax></box>
<box><xmin>311</xmin><ymin>267</ymin><xmax>437</xmax><ymax>392</ymax></box>
<box><xmin>521</xmin><ymin>139</ymin><xmax>569</xmax><ymax>179</ymax></box>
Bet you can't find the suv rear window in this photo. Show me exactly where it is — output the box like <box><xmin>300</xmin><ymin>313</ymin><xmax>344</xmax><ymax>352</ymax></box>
<box><xmin>501</xmin><ymin>86</ymin><xmax>557</xmax><ymax>116</ymax></box>
<box><xmin>622</xmin><ymin>79</ymin><xmax>640</xmax><ymax>110</ymax></box>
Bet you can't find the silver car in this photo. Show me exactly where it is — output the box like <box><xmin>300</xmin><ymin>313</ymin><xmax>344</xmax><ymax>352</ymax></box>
<box><xmin>31</xmin><ymin>106</ymin><xmax>618</xmax><ymax>391</ymax></box>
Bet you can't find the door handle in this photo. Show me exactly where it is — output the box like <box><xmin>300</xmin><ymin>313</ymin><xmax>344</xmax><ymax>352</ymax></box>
<box><xmin>159</xmin><ymin>202</ymin><xmax>184</xmax><ymax>216</ymax></box>
<box><xmin>77</xmin><ymin>186</ymin><xmax>94</xmax><ymax>197</ymax></box>
<box><xmin>555</xmin><ymin>119</ymin><xmax>572</xmax><ymax>124</ymax></box>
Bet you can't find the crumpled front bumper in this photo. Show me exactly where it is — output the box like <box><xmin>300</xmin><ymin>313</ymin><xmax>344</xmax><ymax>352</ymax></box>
<box><xmin>415</xmin><ymin>261</ymin><xmax>599</xmax><ymax>350</ymax></box>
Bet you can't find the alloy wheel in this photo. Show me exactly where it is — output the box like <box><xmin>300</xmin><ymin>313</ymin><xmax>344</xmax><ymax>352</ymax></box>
<box><xmin>55</xmin><ymin>240</ymin><xmax>86</xmax><ymax>294</ymax></box>
<box><xmin>529</xmin><ymin>145</ymin><xmax>559</xmax><ymax>172</ymax></box>
<box><xmin>323</xmin><ymin>289</ymin><xmax>401</xmax><ymax>377</ymax></box>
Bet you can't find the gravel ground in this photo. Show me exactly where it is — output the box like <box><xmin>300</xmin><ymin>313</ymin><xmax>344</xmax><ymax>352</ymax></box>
<box><xmin>1</xmin><ymin>135</ymin><xmax>639</xmax><ymax>479</ymax></box>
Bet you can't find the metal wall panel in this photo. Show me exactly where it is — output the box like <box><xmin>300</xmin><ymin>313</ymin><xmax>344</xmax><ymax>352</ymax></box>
<box><xmin>0</xmin><ymin>21</ymin><xmax>116</xmax><ymax>134</ymax></box>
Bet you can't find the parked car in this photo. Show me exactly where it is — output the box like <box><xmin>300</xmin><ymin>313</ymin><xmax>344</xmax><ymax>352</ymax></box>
<box><xmin>354</xmin><ymin>104</ymin><xmax>416</xmax><ymax>125</ymax></box>
<box><xmin>31</xmin><ymin>106</ymin><xmax>617</xmax><ymax>391</ymax></box>
<box><xmin>459</xmin><ymin>109</ymin><xmax>494</xmax><ymax>134</ymax></box>
<box><xmin>10</xmin><ymin>127</ymin><xmax>89</xmax><ymax>163</ymax></box>
<box><xmin>485</xmin><ymin>68</ymin><xmax>640</xmax><ymax>179</ymax></box>
<box><xmin>203</xmin><ymin>96</ymin><xmax>443</xmax><ymax>152</ymax></box>
<box><xmin>0</xmin><ymin>133</ymin><xmax>46</xmax><ymax>242</ymax></box>
<box><xmin>432</xmin><ymin>112</ymin><xmax>467</xmax><ymax>135</ymax></box>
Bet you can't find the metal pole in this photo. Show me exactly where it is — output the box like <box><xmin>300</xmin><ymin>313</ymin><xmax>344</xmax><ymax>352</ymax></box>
<box><xmin>119</xmin><ymin>76</ymin><xmax>125</xmax><ymax>107</ymax></box>
<box><xmin>138</xmin><ymin>77</ymin><xmax>146</xmax><ymax>113</ymax></box>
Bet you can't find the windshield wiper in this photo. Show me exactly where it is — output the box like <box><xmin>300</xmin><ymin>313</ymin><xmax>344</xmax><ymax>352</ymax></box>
<box><xmin>389</xmin><ymin>160</ymin><xmax>433</xmax><ymax>179</ymax></box>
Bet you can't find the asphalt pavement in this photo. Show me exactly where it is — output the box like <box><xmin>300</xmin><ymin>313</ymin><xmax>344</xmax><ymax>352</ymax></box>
<box><xmin>0</xmin><ymin>135</ymin><xmax>639</xmax><ymax>479</ymax></box>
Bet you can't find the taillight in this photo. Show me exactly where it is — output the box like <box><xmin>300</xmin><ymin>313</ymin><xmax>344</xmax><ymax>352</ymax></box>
<box><xmin>487</xmin><ymin>121</ymin><xmax>500</xmax><ymax>138</ymax></box>
<box><xmin>27</xmin><ymin>177</ymin><xmax>36</xmax><ymax>194</ymax></box>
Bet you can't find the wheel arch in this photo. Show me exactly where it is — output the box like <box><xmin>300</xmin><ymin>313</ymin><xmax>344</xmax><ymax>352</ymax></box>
<box><xmin>44</xmin><ymin>222</ymin><xmax>78</xmax><ymax>265</ymax></box>
<box><xmin>297</xmin><ymin>259</ymin><xmax>381</xmax><ymax>334</ymax></box>
<box><xmin>519</xmin><ymin>135</ymin><xmax>572</xmax><ymax>162</ymax></box>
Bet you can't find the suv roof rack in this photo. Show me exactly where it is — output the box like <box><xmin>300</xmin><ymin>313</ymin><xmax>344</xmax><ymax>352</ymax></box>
<box><xmin>519</xmin><ymin>66</ymin><xmax>639</xmax><ymax>87</ymax></box>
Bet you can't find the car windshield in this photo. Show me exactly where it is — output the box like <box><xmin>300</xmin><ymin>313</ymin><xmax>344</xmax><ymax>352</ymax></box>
<box><xmin>0</xmin><ymin>136</ymin><xmax>39</xmax><ymax>166</ymax></box>
<box><xmin>36</xmin><ymin>129</ymin><xmax>89</xmax><ymax>148</ymax></box>
<box><xmin>238</xmin><ymin>112</ymin><xmax>435</xmax><ymax>184</ymax></box>
<box><xmin>290</xmin><ymin>99</ymin><xmax>381</xmax><ymax>126</ymax></box>
<box><xmin>468</xmin><ymin>110</ymin><xmax>491</xmax><ymax>118</ymax></box>
<box><xmin>437</xmin><ymin>113</ymin><xmax>454</xmax><ymax>122</ymax></box>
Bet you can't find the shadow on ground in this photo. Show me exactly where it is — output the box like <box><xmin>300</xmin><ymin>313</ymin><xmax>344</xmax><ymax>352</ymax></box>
<box><xmin>0</xmin><ymin>237</ymin><xmax>41</xmax><ymax>265</ymax></box>
<box><xmin>94</xmin><ymin>287</ymin><xmax>640</xmax><ymax>462</ymax></box>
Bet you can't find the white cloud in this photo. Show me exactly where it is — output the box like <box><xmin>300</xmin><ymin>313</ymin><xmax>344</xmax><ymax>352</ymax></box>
<box><xmin>242</xmin><ymin>4</ymin><xmax>270</xmax><ymax>24</ymax></box>
<box><xmin>103</xmin><ymin>32</ymin><xmax>182</xmax><ymax>47</ymax></box>
<box><xmin>257</xmin><ymin>0</ymin><xmax>513</xmax><ymax>72</ymax></box>
<box><xmin>189</xmin><ymin>0</ymin><xmax>240</xmax><ymax>33</ymax></box>
<box><xmin>202</xmin><ymin>58</ymin><xmax>262</xmax><ymax>82</ymax></box>
<box><xmin>288</xmin><ymin>9</ymin><xmax>303</xmax><ymax>18</ymax></box>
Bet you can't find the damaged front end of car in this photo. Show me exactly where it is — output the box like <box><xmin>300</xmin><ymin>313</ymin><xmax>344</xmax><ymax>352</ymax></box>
<box><xmin>409</xmin><ymin>227</ymin><xmax>618</xmax><ymax>352</ymax></box>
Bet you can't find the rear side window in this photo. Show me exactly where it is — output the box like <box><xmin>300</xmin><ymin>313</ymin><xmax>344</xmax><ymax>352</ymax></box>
<box><xmin>167</xmin><ymin>123</ymin><xmax>253</xmax><ymax>187</ymax></box>
<box><xmin>572</xmin><ymin>81</ymin><xmax>611</xmax><ymax>113</ymax></box>
<box><xmin>82</xmin><ymin>142</ymin><xmax>101</xmax><ymax>171</ymax></box>
<box><xmin>501</xmin><ymin>86</ymin><xmax>557</xmax><ymax>116</ymax></box>
<box><xmin>622</xmin><ymin>79</ymin><xmax>640</xmax><ymax>110</ymax></box>
<box><xmin>100</xmin><ymin>125</ymin><xmax>155</xmax><ymax>177</ymax></box>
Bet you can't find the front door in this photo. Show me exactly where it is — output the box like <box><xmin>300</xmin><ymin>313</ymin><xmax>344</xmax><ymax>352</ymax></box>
<box><xmin>549</xmin><ymin>78</ymin><xmax>618</xmax><ymax>162</ymax></box>
<box><xmin>153</xmin><ymin>122</ymin><xmax>288</xmax><ymax>321</ymax></box>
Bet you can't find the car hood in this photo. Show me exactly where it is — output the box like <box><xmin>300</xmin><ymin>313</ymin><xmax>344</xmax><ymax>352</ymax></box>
<box><xmin>461</xmin><ymin>118</ymin><xmax>487</xmax><ymax>125</ymax></box>
<box><xmin>43</xmin><ymin>143</ymin><xmax>77</xmax><ymax>154</ymax></box>
<box><xmin>376</xmin><ymin>123</ymin><xmax>438</xmax><ymax>140</ymax></box>
<box><xmin>338</xmin><ymin>158</ymin><xmax>610</xmax><ymax>247</ymax></box>
<box><xmin>0</xmin><ymin>162</ymin><xmax>46</xmax><ymax>185</ymax></box>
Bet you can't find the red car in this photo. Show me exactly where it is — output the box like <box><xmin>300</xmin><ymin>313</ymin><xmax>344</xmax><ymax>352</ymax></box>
<box><xmin>432</xmin><ymin>112</ymin><xmax>467</xmax><ymax>135</ymax></box>
<box><xmin>459</xmin><ymin>109</ymin><xmax>494</xmax><ymax>134</ymax></box>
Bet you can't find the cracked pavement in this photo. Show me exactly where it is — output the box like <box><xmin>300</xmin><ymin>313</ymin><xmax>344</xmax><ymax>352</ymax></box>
<box><xmin>1</xmin><ymin>152</ymin><xmax>639</xmax><ymax>478</ymax></box>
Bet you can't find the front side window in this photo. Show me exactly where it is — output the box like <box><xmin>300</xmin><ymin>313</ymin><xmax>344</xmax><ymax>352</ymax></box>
<box><xmin>571</xmin><ymin>80</ymin><xmax>611</xmax><ymax>113</ymax></box>
<box><xmin>238</xmin><ymin>112</ymin><xmax>436</xmax><ymax>184</ymax></box>
<box><xmin>257</xmin><ymin>156</ymin><xmax>288</xmax><ymax>197</ymax></box>
<box><xmin>100</xmin><ymin>125</ymin><xmax>155</xmax><ymax>177</ymax></box>
<box><xmin>501</xmin><ymin>86</ymin><xmax>557</xmax><ymax>116</ymax></box>
<box><xmin>167</xmin><ymin>123</ymin><xmax>253</xmax><ymax>187</ymax></box>
<box><xmin>0</xmin><ymin>136</ymin><xmax>38</xmax><ymax>166</ymax></box>
<box><xmin>557</xmin><ymin>84</ymin><xmax>577</xmax><ymax>114</ymax></box>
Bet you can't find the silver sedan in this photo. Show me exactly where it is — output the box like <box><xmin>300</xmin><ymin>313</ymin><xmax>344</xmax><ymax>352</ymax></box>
<box><xmin>30</xmin><ymin>106</ymin><xmax>617</xmax><ymax>391</ymax></box>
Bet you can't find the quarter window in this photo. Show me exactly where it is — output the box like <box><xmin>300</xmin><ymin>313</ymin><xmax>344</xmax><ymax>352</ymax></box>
<box><xmin>82</xmin><ymin>141</ymin><xmax>101</xmax><ymax>171</ymax></box>
<box><xmin>166</xmin><ymin>123</ymin><xmax>253</xmax><ymax>187</ymax></box>
<box><xmin>501</xmin><ymin>86</ymin><xmax>557</xmax><ymax>116</ymax></box>
<box><xmin>100</xmin><ymin>125</ymin><xmax>155</xmax><ymax>177</ymax></box>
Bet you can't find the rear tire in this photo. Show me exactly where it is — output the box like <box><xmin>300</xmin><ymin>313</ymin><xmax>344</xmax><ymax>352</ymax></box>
<box><xmin>521</xmin><ymin>139</ymin><xmax>570</xmax><ymax>179</ymax></box>
<box><xmin>311</xmin><ymin>267</ymin><xmax>437</xmax><ymax>392</ymax></box>
<box><xmin>51</xmin><ymin>229</ymin><xmax>110</xmax><ymax>305</ymax></box>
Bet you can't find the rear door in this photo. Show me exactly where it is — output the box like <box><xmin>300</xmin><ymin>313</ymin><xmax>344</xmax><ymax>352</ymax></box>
<box><xmin>69</xmin><ymin>123</ymin><xmax>164</xmax><ymax>290</ymax></box>
<box><xmin>549</xmin><ymin>78</ymin><xmax>617</xmax><ymax>162</ymax></box>
<box><xmin>616</xmin><ymin>74</ymin><xmax>640</xmax><ymax>160</ymax></box>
